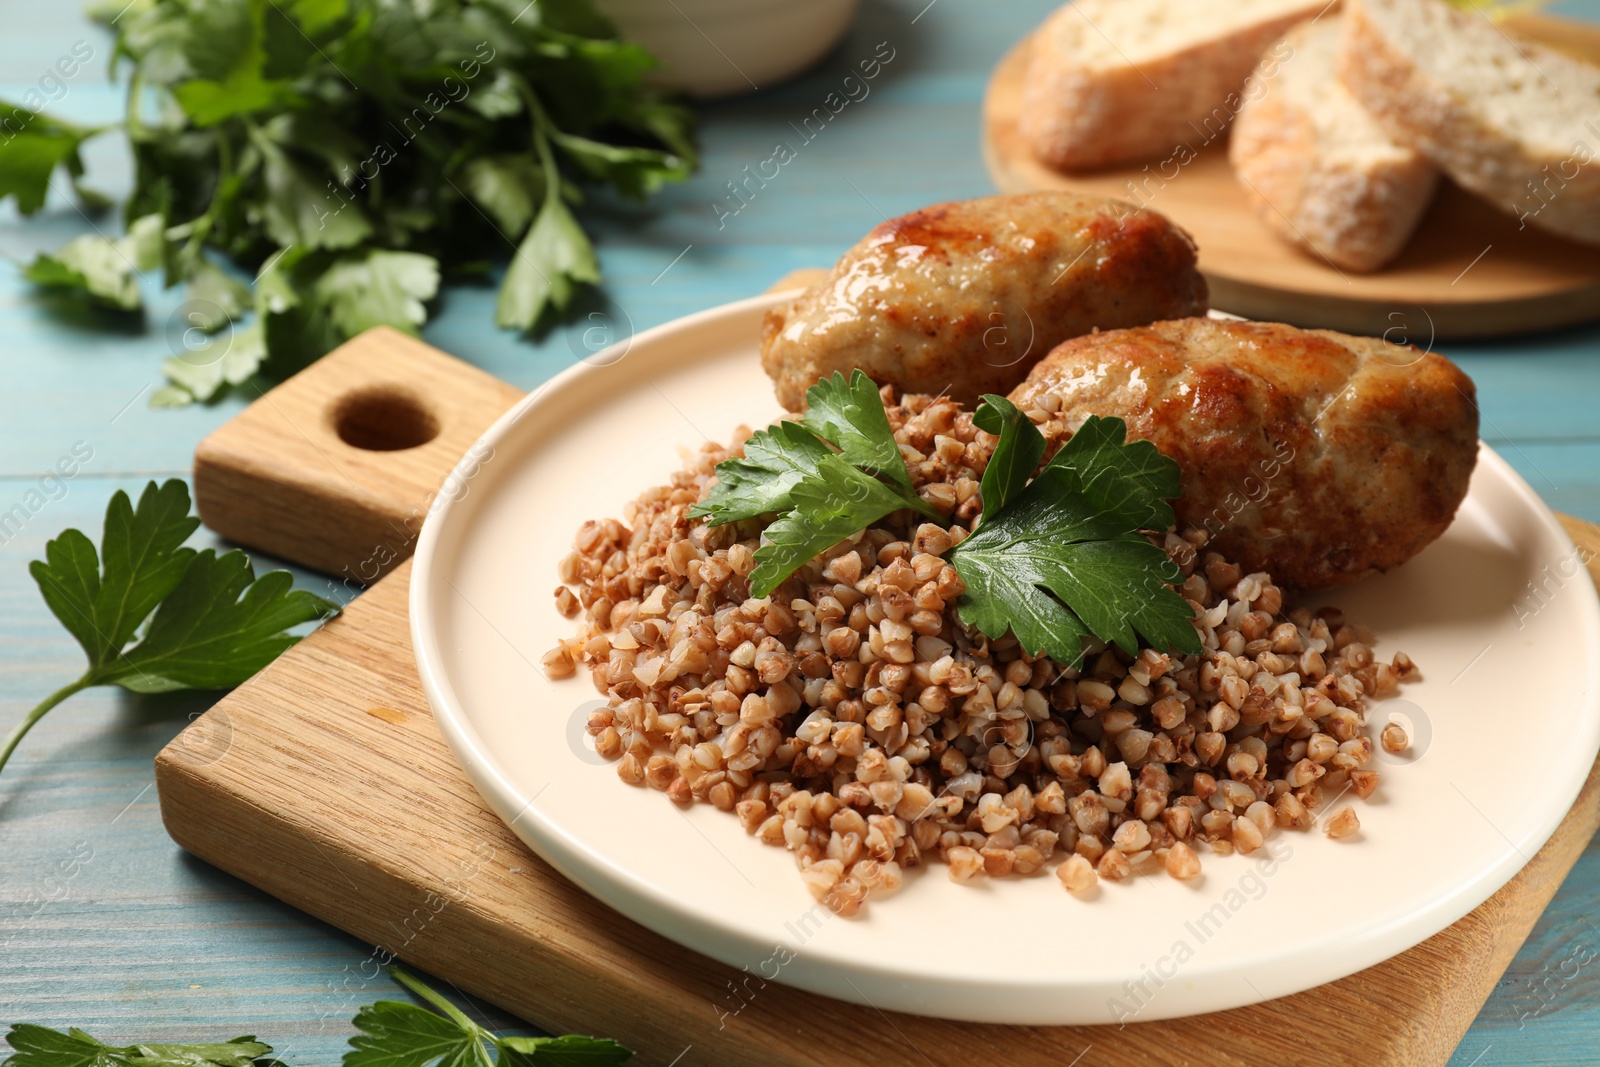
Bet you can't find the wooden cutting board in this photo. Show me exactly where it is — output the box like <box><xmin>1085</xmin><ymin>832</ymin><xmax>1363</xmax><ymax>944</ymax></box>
<box><xmin>981</xmin><ymin>14</ymin><xmax>1600</xmax><ymax>339</ymax></box>
<box><xmin>156</xmin><ymin>315</ymin><xmax>1600</xmax><ymax>1066</ymax></box>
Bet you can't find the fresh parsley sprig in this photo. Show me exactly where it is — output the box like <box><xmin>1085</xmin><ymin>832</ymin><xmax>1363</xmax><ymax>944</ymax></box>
<box><xmin>687</xmin><ymin>420</ymin><xmax>837</xmax><ymax>526</ymax></box>
<box><xmin>2</xmin><ymin>966</ymin><xmax>632</xmax><ymax>1067</ymax></box>
<box><xmin>690</xmin><ymin>371</ymin><xmax>941</xmax><ymax>597</ymax></box>
<box><xmin>0</xmin><ymin>0</ymin><xmax>697</xmax><ymax>406</ymax></box>
<box><xmin>2</xmin><ymin>1027</ymin><xmax>275</xmax><ymax>1067</ymax></box>
<box><xmin>348</xmin><ymin>966</ymin><xmax>630</xmax><ymax>1067</ymax></box>
<box><xmin>696</xmin><ymin>385</ymin><xmax>1201</xmax><ymax>668</ymax></box>
<box><xmin>0</xmin><ymin>479</ymin><xmax>339</xmax><ymax>785</ymax></box>
<box><xmin>971</xmin><ymin>395</ymin><xmax>1180</xmax><ymax>531</ymax></box>
<box><xmin>749</xmin><ymin>452</ymin><xmax>929</xmax><ymax>598</ymax></box>
<box><xmin>947</xmin><ymin>400</ymin><xmax>1201</xmax><ymax>666</ymax></box>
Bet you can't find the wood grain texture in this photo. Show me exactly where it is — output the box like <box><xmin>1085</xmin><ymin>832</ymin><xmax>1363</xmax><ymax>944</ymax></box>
<box><xmin>981</xmin><ymin>15</ymin><xmax>1600</xmax><ymax>338</ymax></box>
<box><xmin>154</xmin><ymin>329</ymin><xmax>1600</xmax><ymax>1066</ymax></box>
<box><xmin>194</xmin><ymin>327</ymin><xmax>523</xmax><ymax>581</ymax></box>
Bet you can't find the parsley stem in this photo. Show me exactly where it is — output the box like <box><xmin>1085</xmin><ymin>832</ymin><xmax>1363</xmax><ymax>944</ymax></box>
<box><xmin>516</xmin><ymin>78</ymin><xmax>563</xmax><ymax>210</ymax></box>
<box><xmin>0</xmin><ymin>673</ymin><xmax>94</xmax><ymax>780</ymax></box>
<box><xmin>386</xmin><ymin>965</ymin><xmax>484</xmax><ymax>1037</ymax></box>
<box><xmin>534</xmin><ymin>125</ymin><xmax>560</xmax><ymax>208</ymax></box>
<box><xmin>179</xmin><ymin>132</ymin><xmax>233</xmax><ymax>268</ymax></box>
<box><xmin>125</xmin><ymin>68</ymin><xmax>146</xmax><ymax>141</ymax></box>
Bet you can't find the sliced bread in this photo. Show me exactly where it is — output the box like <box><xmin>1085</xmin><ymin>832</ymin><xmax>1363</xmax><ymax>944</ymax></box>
<box><xmin>1231</xmin><ymin>15</ymin><xmax>1439</xmax><ymax>271</ymax></box>
<box><xmin>1021</xmin><ymin>0</ymin><xmax>1334</xmax><ymax>171</ymax></box>
<box><xmin>1340</xmin><ymin>0</ymin><xmax>1600</xmax><ymax>245</ymax></box>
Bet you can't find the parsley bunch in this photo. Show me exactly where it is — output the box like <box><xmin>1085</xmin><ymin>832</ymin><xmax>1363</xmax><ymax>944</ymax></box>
<box><xmin>0</xmin><ymin>0</ymin><xmax>695</xmax><ymax>405</ymax></box>
<box><xmin>0</xmin><ymin>479</ymin><xmax>339</xmax><ymax>785</ymax></box>
<box><xmin>3</xmin><ymin>966</ymin><xmax>632</xmax><ymax>1066</ymax></box>
<box><xmin>694</xmin><ymin>376</ymin><xmax>1201</xmax><ymax>669</ymax></box>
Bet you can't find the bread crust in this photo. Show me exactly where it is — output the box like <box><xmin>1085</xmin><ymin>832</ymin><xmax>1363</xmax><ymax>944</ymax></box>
<box><xmin>1021</xmin><ymin>1</ymin><xmax>1327</xmax><ymax>171</ymax></box>
<box><xmin>1231</xmin><ymin>17</ymin><xmax>1439</xmax><ymax>272</ymax></box>
<box><xmin>1339</xmin><ymin>0</ymin><xmax>1600</xmax><ymax>245</ymax></box>
<box><xmin>760</xmin><ymin>192</ymin><xmax>1208</xmax><ymax>412</ymax></box>
<box><xmin>1008</xmin><ymin>317</ymin><xmax>1479</xmax><ymax>589</ymax></box>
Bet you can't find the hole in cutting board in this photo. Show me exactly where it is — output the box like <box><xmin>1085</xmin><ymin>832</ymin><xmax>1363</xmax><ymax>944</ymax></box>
<box><xmin>332</xmin><ymin>387</ymin><xmax>440</xmax><ymax>451</ymax></box>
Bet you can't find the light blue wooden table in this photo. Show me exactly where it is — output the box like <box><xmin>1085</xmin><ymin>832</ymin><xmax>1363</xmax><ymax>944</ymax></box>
<box><xmin>3</xmin><ymin>1</ymin><xmax>1598</xmax><ymax>1063</ymax></box>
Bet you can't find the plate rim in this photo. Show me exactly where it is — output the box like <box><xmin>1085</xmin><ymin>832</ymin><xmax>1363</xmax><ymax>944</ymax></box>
<box><xmin>410</xmin><ymin>292</ymin><xmax>1600</xmax><ymax>1023</ymax></box>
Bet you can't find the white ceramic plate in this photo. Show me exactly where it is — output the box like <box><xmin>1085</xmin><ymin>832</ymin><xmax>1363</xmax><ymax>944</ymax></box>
<box><xmin>411</xmin><ymin>293</ymin><xmax>1600</xmax><ymax>1025</ymax></box>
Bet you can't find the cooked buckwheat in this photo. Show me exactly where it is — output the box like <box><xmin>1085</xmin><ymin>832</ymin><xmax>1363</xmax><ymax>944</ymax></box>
<box><xmin>550</xmin><ymin>386</ymin><xmax>1414</xmax><ymax>914</ymax></box>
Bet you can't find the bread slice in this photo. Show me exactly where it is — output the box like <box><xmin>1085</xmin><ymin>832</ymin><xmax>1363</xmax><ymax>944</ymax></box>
<box><xmin>1231</xmin><ymin>15</ymin><xmax>1439</xmax><ymax>271</ymax></box>
<box><xmin>1021</xmin><ymin>0</ymin><xmax>1334</xmax><ymax>171</ymax></box>
<box><xmin>1340</xmin><ymin>0</ymin><xmax>1600</xmax><ymax>246</ymax></box>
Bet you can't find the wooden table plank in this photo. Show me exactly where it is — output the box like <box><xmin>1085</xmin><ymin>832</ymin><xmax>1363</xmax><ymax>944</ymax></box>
<box><xmin>3</xmin><ymin>2</ymin><xmax>1600</xmax><ymax>1065</ymax></box>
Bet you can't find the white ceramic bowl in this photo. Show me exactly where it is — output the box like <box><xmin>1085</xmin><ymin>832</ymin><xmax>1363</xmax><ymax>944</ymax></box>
<box><xmin>411</xmin><ymin>293</ymin><xmax>1600</xmax><ymax>1024</ymax></box>
<box><xmin>595</xmin><ymin>0</ymin><xmax>860</xmax><ymax>98</ymax></box>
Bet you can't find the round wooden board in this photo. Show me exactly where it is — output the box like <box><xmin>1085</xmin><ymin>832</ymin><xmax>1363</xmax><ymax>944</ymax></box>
<box><xmin>981</xmin><ymin>15</ymin><xmax>1600</xmax><ymax>339</ymax></box>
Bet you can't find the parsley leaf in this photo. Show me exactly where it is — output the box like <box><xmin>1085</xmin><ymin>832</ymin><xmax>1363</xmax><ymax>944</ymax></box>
<box><xmin>2</xmin><ymin>1024</ymin><xmax>118</xmax><ymax>1067</ymax></box>
<box><xmin>693</xmin><ymin>370</ymin><xmax>931</xmax><ymax>527</ymax></box>
<box><xmin>972</xmin><ymin>394</ymin><xmax>1045</xmax><ymax>518</ymax></box>
<box><xmin>316</xmin><ymin>251</ymin><xmax>440</xmax><ymax>339</ymax></box>
<box><xmin>799</xmin><ymin>371</ymin><xmax>914</xmax><ymax>489</ymax></box>
<box><xmin>2</xmin><ymin>1024</ymin><xmax>272</xmax><ymax>1067</ymax></box>
<box><xmin>252</xmin><ymin>138</ymin><xmax>373</xmax><ymax>251</ymax></box>
<box><xmin>183</xmin><ymin>260</ymin><xmax>253</xmax><ymax>329</ymax></box>
<box><xmin>345</xmin><ymin>967</ymin><xmax>630</xmax><ymax>1067</ymax></box>
<box><xmin>948</xmin><ymin>465</ymin><xmax>1199</xmax><ymax>666</ymax></box>
<box><xmin>21</xmin><ymin>214</ymin><xmax>164</xmax><ymax>311</ymax></box>
<box><xmin>248</xmin><ymin>248</ymin><xmax>440</xmax><ymax>382</ymax></box>
<box><xmin>1040</xmin><ymin>414</ymin><xmax>1180</xmax><ymax>531</ymax></box>
<box><xmin>106</xmin><ymin>552</ymin><xmax>335</xmax><ymax>693</ymax></box>
<box><xmin>166</xmin><ymin>0</ymin><xmax>311</xmax><ymax>128</ymax></box>
<box><xmin>0</xmin><ymin>479</ymin><xmax>338</xmax><ymax>784</ymax></box>
<box><xmin>121</xmin><ymin>1039</ymin><xmax>273</xmax><ymax>1067</ymax></box>
<box><xmin>948</xmin><ymin>417</ymin><xmax>1201</xmax><ymax>667</ymax></box>
<box><xmin>693</xmin><ymin>371</ymin><xmax>941</xmax><ymax>594</ymax></box>
<box><xmin>157</xmin><ymin>323</ymin><xmax>266</xmax><ymax>406</ymax></box>
<box><xmin>23</xmin><ymin>237</ymin><xmax>142</xmax><ymax>311</ymax></box>
<box><xmin>748</xmin><ymin>455</ymin><xmax>917</xmax><ymax>598</ymax></box>
<box><xmin>345</xmin><ymin>1001</ymin><xmax>490</xmax><ymax>1067</ymax></box>
<box><xmin>461</xmin><ymin>154</ymin><xmax>545</xmax><ymax>235</ymax></box>
<box><xmin>687</xmin><ymin>422</ymin><xmax>834</xmax><ymax>526</ymax></box>
<box><xmin>496</xmin><ymin>191</ymin><xmax>599</xmax><ymax>332</ymax></box>
<box><xmin>496</xmin><ymin>1036</ymin><xmax>631</xmax><ymax>1066</ymax></box>
<box><xmin>0</xmin><ymin>111</ymin><xmax>104</xmax><ymax>216</ymax></box>
<box><xmin>4</xmin><ymin>969</ymin><xmax>630</xmax><ymax>1067</ymax></box>
<box><xmin>30</xmin><ymin>479</ymin><xmax>200</xmax><ymax>671</ymax></box>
